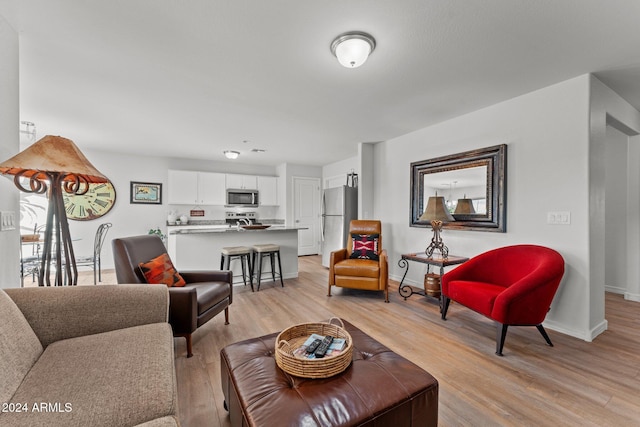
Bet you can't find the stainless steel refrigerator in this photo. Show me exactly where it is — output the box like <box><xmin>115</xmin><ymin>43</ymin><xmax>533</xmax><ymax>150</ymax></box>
<box><xmin>321</xmin><ymin>186</ymin><xmax>358</xmax><ymax>267</ymax></box>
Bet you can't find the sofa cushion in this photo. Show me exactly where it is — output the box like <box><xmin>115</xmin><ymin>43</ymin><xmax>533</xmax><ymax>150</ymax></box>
<box><xmin>349</xmin><ymin>233</ymin><xmax>380</xmax><ymax>261</ymax></box>
<box><xmin>334</xmin><ymin>258</ymin><xmax>380</xmax><ymax>278</ymax></box>
<box><xmin>446</xmin><ymin>280</ymin><xmax>505</xmax><ymax>317</ymax></box>
<box><xmin>0</xmin><ymin>291</ymin><xmax>43</xmax><ymax>405</ymax></box>
<box><xmin>139</xmin><ymin>253</ymin><xmax>186</xmax><ymax>287</ymax></box>
<box><xmin>2</xmin><ymin>323</ymin><xmax>176</xmax><ymax>427</ymax></box>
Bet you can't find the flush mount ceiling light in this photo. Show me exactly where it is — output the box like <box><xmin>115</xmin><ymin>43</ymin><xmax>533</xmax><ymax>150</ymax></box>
<box><xmin>223</xmin><ymin>150</ymin><xmax>240</xmax><ymax>160</ymax></box>
<box><xmin>330</xmin><ymin>31</ymin><xmax>376</xmax><ymax>68</ymax></box>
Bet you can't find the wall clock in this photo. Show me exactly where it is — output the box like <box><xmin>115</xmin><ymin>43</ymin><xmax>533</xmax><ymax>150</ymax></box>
<box><xmin>63</xmin><ymin>181</ymin><xmax>117</xmax><ymax>221</ymax></box>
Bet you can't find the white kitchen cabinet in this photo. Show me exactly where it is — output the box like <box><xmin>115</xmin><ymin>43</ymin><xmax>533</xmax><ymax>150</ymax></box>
<box><xmin>168</xmin><ymin>170</ymin><xmax>225</xmax><ymax>205</ymax></box>
<box><xmin>198</xmin><ymin>172</ymin><xmax>226</xmax><ymax>205</ymax></box>
<box><xmin>226</xmin><ymin>174</ymin><xmax>258</xmax><ymax>190</ymax></box>
<box><xmin>258</xmin><ymin>176</ymin><xmax>278</xmax><ymax>206</ymax></box>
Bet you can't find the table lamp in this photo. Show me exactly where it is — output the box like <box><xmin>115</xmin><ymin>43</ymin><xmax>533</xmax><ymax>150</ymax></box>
<box><xmin>420</xmin><ymin>193</ymin><xmax>455</xmax><ymax>259</ymax></box>
<box><xmin>0</xmin><ymin>135</ymin><xmax>108</xmax><ymax>286</ymax></box>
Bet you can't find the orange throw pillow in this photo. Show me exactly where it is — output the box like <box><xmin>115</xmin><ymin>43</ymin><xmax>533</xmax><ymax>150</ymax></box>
<box><xmin>138</xmin><ymin>253</ymin><xmax>186</xmax><ymax>287</ymax></box>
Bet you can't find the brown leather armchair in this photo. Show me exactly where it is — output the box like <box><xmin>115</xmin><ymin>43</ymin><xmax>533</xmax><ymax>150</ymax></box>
<box><xmin>112</xmin><ymin>235</ymin><xmax>232</xmax><ymax>357</ymax></box>
<box><xmin>328</xmin><ymin>220</ymin><xmax>389</xmax><ymax>302</ymax></box>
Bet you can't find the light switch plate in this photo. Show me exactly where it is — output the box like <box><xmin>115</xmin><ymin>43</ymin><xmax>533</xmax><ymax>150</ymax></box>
<box><xmin>547</xmin><ymin>211</ymin><xmax>571</xmax><ymax>225</ymax></box>
<box><xmin>0</xmin><ymin>211</ymin><xmax>16</xmax><ymax>231</ymax></box>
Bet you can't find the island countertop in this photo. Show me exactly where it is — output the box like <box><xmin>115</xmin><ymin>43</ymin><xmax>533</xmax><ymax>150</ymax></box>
<box><xmin>167</xmin><ymin>226</ymin><xmax>304</xmax><ymax>282</ymax></box>
<box><xmin>168</xmin><ymin>226</ymin><xmax>305</xmax><ymax>235</ymax></box>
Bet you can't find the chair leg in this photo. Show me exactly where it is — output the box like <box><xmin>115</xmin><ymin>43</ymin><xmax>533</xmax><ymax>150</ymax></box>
<box><xmin>185</xmin><ymin>334</ymin><xmax>193</xmax><ymax>358</ymax></box>
<box><xmin>256</xmin><ymin>253</ymin><xmax>263</xmax><ymax>291</ymax></box>
<box><xmin>246</xmin><ymin>255</ymin><xmax>254</xmax><ymax>292</ymax></box>
<box><xmin>270</xmin><ymin>253</ymin><xmax>276</xmax><ymax>282</ymax></box>
<box><xmin>224</xmin><ymin>307</ymin><xmax>229</xmax><ymax>325</ymax></box>
<box><xmin>276</xmin><ymin>251</ymin><xmax>283</xmax><ymax>287</ymax></box>
<box><xmin>536</xmin><ymin>324</ymin><xmax>554</xmax><ymax>347</ymax></box>
<box><xmin>240</xmin><ymin>255</ymin><xmax>247</xmax><ymax>286</ymax></box>
<box><xmin>327</xmin><ymin>283</ymin><xmax>332</xmax><ymax>297</ymax></box>
<box><xmin>496</xmin><ymin>324</ymin><xmax>509</xmax><ymax>356</ymax></box>
<box><xmin>441</xmin><ymin>296</ymin><xmax>451</xmax><ymax>320</ymax></box>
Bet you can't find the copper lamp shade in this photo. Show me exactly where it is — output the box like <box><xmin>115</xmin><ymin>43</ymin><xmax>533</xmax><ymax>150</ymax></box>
<box><xmin>454</xmin><ymin>195</ymin><xmax>476</xmax><ymax>214</ymax></box>
<box><xmin>420</xmin><ymin>195</ymin><xmax>454</xmax><ymax>259</ymax></box>
<box><xmin>0</xmin><ymin>135</ymin><xmax>108</xmax><ymax>286</ymax></box>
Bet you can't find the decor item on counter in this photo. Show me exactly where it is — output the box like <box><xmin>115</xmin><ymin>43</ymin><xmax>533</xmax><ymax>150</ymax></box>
<box><xmin>346</xmin><ymin>169</ymin><xmax>358</xmax><ymax>187</ymax></box>
<box><xmin>130</xmin><ymin>181</ymin><xmax>162</xmax><ymax>204</ymax></box>
<box><xmin>224</xmin><ymin>150</ymin><xmax>240</xmax><ymax>159</ymax></box>
<box><xmin>190</xmin><ymin>208</ymin><xmax>205</xmax><ymax>216</ymax></box>
<box><xmin>179</xmin><ymin>215</ymin><xmax>189</xmax><ymax>224</ymax></box>
<box><xmin>167</xmin><ymin>211</ymin><xmax>177</xmax><ymax>225</ymax></box>
<box><xmin>454</xmin><ymin>195</ymin><xmax>476</xmax><ymax>214</ymax></box>
<box><xmin>330</xmin><ymin>31</ymin><xmax>376</xmax><ymax>68</ymax></box>
<box><xmin>0</xmin><ymin>135</ymin><xmax>109</xmax><ymax>286</ymax></box>
<box><xmin>63</xmin><ymin>181</ymin><xmax>116</xmax><ymax>220</ymax></box>
<box><xmin>420</xmin><ymin>193</ymin><xmax>455</xmax><ymax>259</ymax></box>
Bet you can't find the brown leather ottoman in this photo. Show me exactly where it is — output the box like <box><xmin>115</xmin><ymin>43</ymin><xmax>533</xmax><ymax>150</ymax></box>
<box><xmin>221</xmin><ymin>319</ymin><xmax>438</xmax><ymax>426</ymax></box>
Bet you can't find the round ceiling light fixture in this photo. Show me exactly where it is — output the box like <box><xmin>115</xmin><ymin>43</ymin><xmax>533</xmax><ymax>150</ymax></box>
<box><xmin>330</xmin><ymin>31</ymin><xmax>376</xmax><ymax>68</ymax></box>
<box><xmin>223</xmin><ymin>150</ymin><xmax>240</xmax><ymax>160</ymax></box>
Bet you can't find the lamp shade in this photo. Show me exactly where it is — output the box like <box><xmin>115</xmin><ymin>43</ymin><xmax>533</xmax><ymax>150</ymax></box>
<box><xmin>420</xmin><ymin>196</ymin><xmax>455</xmax><ymax>222</ymax></box>
<box><xmin>0</xmin><ymin>135</ymin><xmax>107</xmax><ymax>183</ymax></box>
<box><xmin>454</xmin><ymin>196</ymin><xmax>476</xmax><ymax>214</ymax></box>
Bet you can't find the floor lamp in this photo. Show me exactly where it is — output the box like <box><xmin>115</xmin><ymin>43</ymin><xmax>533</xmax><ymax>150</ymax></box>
<box><xmin>0</xmin><ymin>135</ymin><xmax>108</xmax><ymax>286</ymax></box>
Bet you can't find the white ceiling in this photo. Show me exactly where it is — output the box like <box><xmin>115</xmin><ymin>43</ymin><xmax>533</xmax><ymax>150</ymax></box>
<box><xmin>2</xmin><ymin>0</ymin><xmax>640</xmax><ymax>167</ymax></box>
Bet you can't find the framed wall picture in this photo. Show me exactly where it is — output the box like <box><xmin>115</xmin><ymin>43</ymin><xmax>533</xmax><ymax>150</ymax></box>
<box><xmin>130</xmin><ymin>181</ymin><xmax>162</xmax><ymax>204</ymax></box>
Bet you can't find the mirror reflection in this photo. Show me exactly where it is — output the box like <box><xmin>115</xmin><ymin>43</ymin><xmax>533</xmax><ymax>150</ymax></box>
<box><xmin>423</xmin><ymin>165</ymin><xmax>488</xmax><ymax>215</ymax></box>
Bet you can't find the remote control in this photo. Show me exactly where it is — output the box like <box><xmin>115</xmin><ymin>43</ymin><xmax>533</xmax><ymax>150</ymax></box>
<box><xmin>314</xmin><ymin>336</ymin><xmax>334</xmax><ymax>358</ymax></box>
<box><xmin>306</xmin><ymin>338</ymin><xmax>322</xmax><ymax>354</ymax></box>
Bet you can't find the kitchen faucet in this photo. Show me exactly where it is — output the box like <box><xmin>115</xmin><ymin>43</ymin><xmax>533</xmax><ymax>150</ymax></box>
<box><xmin>237</xmin><ymin>217</ymin><xmax>252</xmax><ymax>226</ymax></box>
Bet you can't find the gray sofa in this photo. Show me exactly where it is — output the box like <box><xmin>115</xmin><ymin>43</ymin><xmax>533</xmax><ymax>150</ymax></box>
<box><xmin>0</xmin><ymin>285</ymin><xmax>179</xmax><ymax>427</ymax></box>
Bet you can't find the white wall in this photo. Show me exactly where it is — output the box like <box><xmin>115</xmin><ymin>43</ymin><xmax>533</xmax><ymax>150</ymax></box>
<box><xmin>589</xmin><ymin>76</ymin><xmax>640</xmax><ymax>319</ymax></box>
<box><xmin>374</xmin><ymin>75</ymin><xmax>593</xmax><ymax>340</ymax></box>
<box><xmin>0</xmin><ymin>13</ymin><xmax>19</xmax><ymax>288</ymax></box>
<box><xmin>604</xmin><ymin>125</ymin><xmax>629</xmax><ymax>294</ymax></box>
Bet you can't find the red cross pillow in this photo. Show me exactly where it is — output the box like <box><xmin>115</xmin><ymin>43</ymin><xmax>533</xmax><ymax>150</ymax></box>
<box><xmin>138</xmin><ymin>253</ymin><xmax>186</xmax><ymax>287</ymax></box>
<box><xmin>349</xmin><ymin>233</ymin><xmax>380</xmax><ymax>261</ymax></box>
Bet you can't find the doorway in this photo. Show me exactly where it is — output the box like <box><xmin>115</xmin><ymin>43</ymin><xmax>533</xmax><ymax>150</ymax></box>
<box><xmin>293</xmin><ymin>177</ymin><xmax>321</xmax><ymax>256</ymax></box>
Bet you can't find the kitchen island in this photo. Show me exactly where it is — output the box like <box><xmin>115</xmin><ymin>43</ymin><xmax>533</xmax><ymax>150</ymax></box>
<box><xmin>167</xmin><ymin>226</ymin><xmax>303</xmax><ymax>283</ymax></box>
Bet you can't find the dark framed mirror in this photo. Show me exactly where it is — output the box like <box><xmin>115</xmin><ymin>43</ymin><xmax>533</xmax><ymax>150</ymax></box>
<box><xmin>410</xmin><ymin>144</ymin><xmax>507</xmax><ymax>232</ymax></box>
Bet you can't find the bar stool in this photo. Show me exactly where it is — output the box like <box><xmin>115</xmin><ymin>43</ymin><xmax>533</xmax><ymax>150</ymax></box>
<box><xmin>220</xmin><ymin>246</ymin><xmax>254</xmax><ymax>291</ymax></box>
<box><xmin>251</xmin><ymin>244</ymin><xmax>283</xmax><ymax>291</ymax></box>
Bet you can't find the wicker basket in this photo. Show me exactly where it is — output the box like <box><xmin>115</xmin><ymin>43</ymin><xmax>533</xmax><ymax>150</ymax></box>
<box><xmin>275</xmin><ymin>318</ymin><xmax>353</xmax><ymax>379</ymax></box>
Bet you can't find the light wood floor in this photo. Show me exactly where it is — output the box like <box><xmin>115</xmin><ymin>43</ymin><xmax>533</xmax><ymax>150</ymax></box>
<box><xmin>85</xmin><ymin>256</ymin><xmax>639</xmax><ymax>426</ymax></box>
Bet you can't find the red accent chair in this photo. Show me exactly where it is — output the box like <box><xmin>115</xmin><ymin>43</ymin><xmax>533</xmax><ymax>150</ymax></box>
<box><xmin>441</xmin><ymin>245</ymin><xmax>565</xmax><ymax>356</ymax></box>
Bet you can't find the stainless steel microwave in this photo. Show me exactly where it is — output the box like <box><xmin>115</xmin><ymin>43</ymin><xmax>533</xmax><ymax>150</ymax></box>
<box><xmin>226</xmin><ymin>189</ymin><xmax>259</xmax><ymax>207</ymax></box>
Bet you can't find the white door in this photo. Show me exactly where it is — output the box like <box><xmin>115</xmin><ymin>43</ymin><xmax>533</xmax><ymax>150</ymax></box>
<box><xmin>294</xmin><ymin>177</ymin><xmax>321</xmax><ymax>256</ymax></box>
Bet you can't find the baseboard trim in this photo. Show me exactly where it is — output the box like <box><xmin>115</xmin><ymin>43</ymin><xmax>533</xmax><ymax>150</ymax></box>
<box><xmin>624</xmin><ymin>292</ymin><xmax>640</xmax><ymax>302</ymax></box>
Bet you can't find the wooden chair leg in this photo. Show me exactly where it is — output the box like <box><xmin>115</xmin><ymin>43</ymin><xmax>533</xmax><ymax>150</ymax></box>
<box><xmin>327</xmin><ymin>283</ymin><xmax>332</xmax><ymax>297</ymax></box>
<box><xmin>185</xmin><ymin>333</ymin><xmax>193</xmax><ymax>358</ymax></box>
<box><xmin>384</xmin><ymin>284</ymin><xmax>389</xmax><ymax>303</ymax></box>
<box><xmin>224</xmin><ymin>307</ymin><xmax>229</xmax><ymax>325</ymax></box>
<box><xmin>536</xmin><ymin>324</ymin><xmax>554</xmax><ymax>347</ymax></box>
<box><xmin>496</xmin><ymin>324</ymin><xmax>509</xmax><ymax>356</ymax></box>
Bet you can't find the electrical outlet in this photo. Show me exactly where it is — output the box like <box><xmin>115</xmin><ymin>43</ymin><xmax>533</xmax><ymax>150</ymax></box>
<box><xmin>547</xmin><ymin>211</ymin><xmax>571</xmax><ymax>225</ymax></box>
<box><xmin>0</xmin><ymin>211</ymin><xmax>16</xmax><ymax>231</ymax></box>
